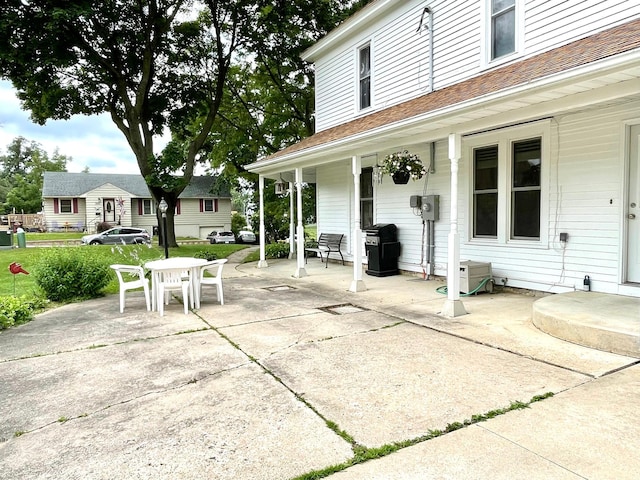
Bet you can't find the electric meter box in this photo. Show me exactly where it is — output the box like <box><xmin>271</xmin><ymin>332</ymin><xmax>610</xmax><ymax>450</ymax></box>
<box><xmin>421</xmin><ymin>195</ymin><xmax>439</xmax><ymax>221</ymax></box>
<box><xmin>459</xmin><ymin>261</ymin><xmax>492</xmax><ymax>293</ymax></box>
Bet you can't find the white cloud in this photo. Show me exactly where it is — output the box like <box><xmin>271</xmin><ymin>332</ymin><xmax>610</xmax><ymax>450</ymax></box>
<box><xmin>0</xmin><ymin>80</ymin><xmax>170</xmax><ymax>174</ymax></box>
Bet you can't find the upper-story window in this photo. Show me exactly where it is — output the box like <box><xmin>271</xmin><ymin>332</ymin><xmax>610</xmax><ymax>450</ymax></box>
<box><xmin>359</xmin><ymin>44</ymin><xmax>371</xmax><ymax>110</ymax></box>
<box><xmin>491</xmin><ymin>0</ymin><xmax>516</xmax><ymax>60</ymax></box>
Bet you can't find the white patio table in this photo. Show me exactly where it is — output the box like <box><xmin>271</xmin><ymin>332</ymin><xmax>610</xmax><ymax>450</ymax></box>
<box><xmin>144</xmin><ymin>257</ymin><xmax>208</xmax><ymax>312</ymax></box>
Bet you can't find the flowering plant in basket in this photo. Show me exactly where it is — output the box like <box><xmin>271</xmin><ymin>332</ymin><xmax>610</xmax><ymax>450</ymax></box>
<box><xmin>381</xmin><ymin>150</ymin><xmax>426</xmax><ymax>181</ymax></box>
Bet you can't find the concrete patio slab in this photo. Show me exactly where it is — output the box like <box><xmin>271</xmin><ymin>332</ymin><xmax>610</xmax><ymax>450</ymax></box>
<box><xmin>262</xmin><ymin>321</ymin><xmax>589</xmax><ymax>447</ymax></box>
<box><xmin>0</xmin><ymin>363</ymin><xmax>352</xmax><ymax>480</ymax></box>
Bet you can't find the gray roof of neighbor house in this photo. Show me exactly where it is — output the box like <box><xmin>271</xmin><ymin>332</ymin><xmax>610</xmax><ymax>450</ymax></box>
<box><xmin>42</xmin><ymin>172</ymin><xmax>231</xmax><ymax>198</ymax></box>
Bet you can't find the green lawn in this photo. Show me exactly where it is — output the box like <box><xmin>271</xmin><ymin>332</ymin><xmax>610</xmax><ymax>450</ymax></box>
<box><xmin>0</xmin><ymin>243</ymin><xmax>247</xmax><ymax>298</ymax></box>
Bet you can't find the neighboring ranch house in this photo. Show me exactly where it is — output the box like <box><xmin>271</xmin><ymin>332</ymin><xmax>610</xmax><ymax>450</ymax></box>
<box><xmin>41</xmin><ymin>172</ymin><xmax>232</xmax><ymax>238</ymax></box>
<box><xmin>248</xmin><ymin>0</ymin><xmax>640</xmax><ymax>311</ymax></box>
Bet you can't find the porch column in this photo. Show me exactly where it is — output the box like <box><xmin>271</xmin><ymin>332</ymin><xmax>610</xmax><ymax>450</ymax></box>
<box><xmin>350</xmin><ymin>155</ymin><xmax>367</xmax><ymax>292</ymax></box>
<box><xmin>258</xmin><ymin>175</ymin><xmax>268</xmax><ymax>268</ymax></box>
<box><xmin>288</xmin><ymin>181</ymin><xmax>295</xmax><ymax>259</ymax></box>
<box><xmin>293</xmin><ymin>167</ymin><xmax>307</xmax><ymax>278</ymax></box>
<box><xmin>442</xmin><ymin>133</ymin><xmax>467</xmax><ymax>317</ymax></box>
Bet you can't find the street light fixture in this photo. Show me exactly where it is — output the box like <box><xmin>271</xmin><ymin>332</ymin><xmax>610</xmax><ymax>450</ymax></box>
<box><xmin>159</xmin><ymin>197</ymin><xmax>169</xmax><ymax>259</ymax></box>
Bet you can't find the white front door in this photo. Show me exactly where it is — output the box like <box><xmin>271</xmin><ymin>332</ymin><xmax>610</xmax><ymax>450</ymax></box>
<box><xmin>103</xmin><ymin>198</ymin><xmax>116</xmax><ymax>223</ymax></box>
<box><xmin>627</xmin><ymin>125</ymin><xmax>640</xmax><ymax>282</ymax></box>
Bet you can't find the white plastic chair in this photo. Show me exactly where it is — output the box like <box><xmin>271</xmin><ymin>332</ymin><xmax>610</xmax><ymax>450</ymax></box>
<box><xmin>198</xmin><ymin>259</ymin><xmax>228</xmax><ymax>305</ymax></box>
<box><xmin>110</xmin><ymin>264</ymin><xmax>151</xmax><ymax>313</ymax></box>
<box><xmin>157</xmin><ymin>268</ymin><xmax>190</xmax><ymax>316</ymax></box>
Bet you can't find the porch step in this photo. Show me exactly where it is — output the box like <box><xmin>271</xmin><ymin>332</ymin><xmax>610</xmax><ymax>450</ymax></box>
<box><xmin>533</xmin><ymin>291</ymin><xmax>640</xmax><ymax>358</ymax></box>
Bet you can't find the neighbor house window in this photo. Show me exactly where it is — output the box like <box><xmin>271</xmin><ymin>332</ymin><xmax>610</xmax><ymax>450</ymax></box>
<box><xmin>360</xmin><ymin>167</ymin><xmax>374</xmax><ymax>229</ymax></box>
<box><xmin>470</xmin><ymin>125</ymin><xmax>546</xmax><ymax>244</ymax></box>
<box><xmin>491</xmin><ymin>0</ymin><xmax>516</xmax><ymax>59</ymax></box>
<box><xmin>200</xmin><ymin>199</ymin><xmax>218</xmax><ymax>212</ymax></box>
<box><xmin>359</xmin><ymin>44</ymin><xmax>371</xmax><ymax>110</ymax></box>
<box><xmin>60</xmin><ymin>199</ymin><xmax>72</xmax><ymax>213</ymax></box>
<box><xmin>143</xmin><ymin>199</ymin><xmax>153</xmax><ymax>215</ymax></box>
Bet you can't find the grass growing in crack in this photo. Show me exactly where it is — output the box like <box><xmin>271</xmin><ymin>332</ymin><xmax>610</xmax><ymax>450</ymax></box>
<box><xmin>291</xmin><ymin>392</ymin><xmax>554</xmax><ymax>480</ymax></box>
<box><xmin>57</xmin><ymin>416</ymin><xmax>68</xmax><ymax>423</ymax></box>
<box><xmin>14</xmin><ymin>431</ymin><xmax>26</xmax><ymax>437</ymax></box>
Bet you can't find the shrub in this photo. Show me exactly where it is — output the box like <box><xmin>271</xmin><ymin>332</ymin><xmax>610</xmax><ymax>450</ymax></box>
<box><xmin>265</xmin><ymin>242</ymin><xmax>290</xmax><ymax>259</ymax></box>
<box><xmin>193</xmin><ymin>250</ymin><xmax>218</xmax><ymax>261</ymax></box>
<box><xmin>0</xmin><ymin>295</ymin><xmax>47</xmax><ymax>330</ymax></box>
<box><xmin>96</xmin><ymin>222</ymin><xmax>112</xmax><ymax>233</ymax></box>
<box><xmin>34</xmin><ymin>248</ymin><xmax>113</xmax><ymax>302</ymax></box>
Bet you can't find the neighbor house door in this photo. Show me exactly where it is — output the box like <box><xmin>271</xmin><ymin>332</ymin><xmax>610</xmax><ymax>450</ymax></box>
<box><xmin>627</xmin><ymin>125</ymin><xmax>640</xmax><ymax>283</ymax></box>
<box><xmin>103</xmin><ymin>198</ymin><xmax>116</xmax><ymax>223</ymax></box>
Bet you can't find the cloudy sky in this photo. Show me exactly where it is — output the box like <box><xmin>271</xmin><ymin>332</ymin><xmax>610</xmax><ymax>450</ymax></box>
<box><xmin>0</xmin><ymin>79</ymin><xmax>164</xmax><ymax>174</ymax></box>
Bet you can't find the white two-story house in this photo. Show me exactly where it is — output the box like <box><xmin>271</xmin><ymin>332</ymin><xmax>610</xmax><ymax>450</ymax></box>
<box><xmin>248</xmin><ymin>0</ymin><xmax>640</xmax><ymax>310</ymax></box>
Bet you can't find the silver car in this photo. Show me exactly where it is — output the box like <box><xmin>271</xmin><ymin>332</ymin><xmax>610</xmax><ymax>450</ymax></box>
<box><xmin>237</xmin><ymin>230</ymin><xmax>256</xmax><ymax>244</ymax></box>
<box><xmin>82</xmin><ymin>227</ymin><xmax>151</xmax><ymax>245</ymax></box>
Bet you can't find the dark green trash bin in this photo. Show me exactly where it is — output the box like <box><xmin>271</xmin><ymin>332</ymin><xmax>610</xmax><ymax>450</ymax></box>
<box><xmin>0</xmin><ymin>230</ymin><xmax>13</xmax><ymax>249</ymax></box>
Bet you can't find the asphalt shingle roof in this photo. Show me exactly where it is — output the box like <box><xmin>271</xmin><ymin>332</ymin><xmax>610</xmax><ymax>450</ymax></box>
<box><xmin>265</xmin><ymin>18</ymin><xmax>640</xmax><ymax>162</ymax></box>
<box><xmin>42</xmin><ymin>172</ymin><xmax>230</xmax><ymax>198</ymax></box>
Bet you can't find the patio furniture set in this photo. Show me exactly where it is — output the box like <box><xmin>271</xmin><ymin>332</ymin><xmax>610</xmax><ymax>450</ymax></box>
<box><xmin>110</xmin><ymin>258</ymin><xmax>227</xmax><ymax>316</ymax></box>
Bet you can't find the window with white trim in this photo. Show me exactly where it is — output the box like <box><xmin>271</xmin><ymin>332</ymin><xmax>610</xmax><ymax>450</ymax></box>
<box><xmin>469</xmin><ymin>123</ymin><xmax>547</xmax><ymax>244</ymax></box>
<box><xmin>143</xmin><ymin>199</ymin><xmax>153</xmax><ymax>215</ymax></box>
<box><xmin>491</xmin><ymin>0</ymin><xmax>516</xmax><ymax>60</ymax></box>
<box><xmin>204</xmin><ymin>199</ymin><xmax>215</xmax><ymax>212</ymax></box>
<box><xmin>60</xmin><ymin>199</ymin><xmax>72</xmax><ymax>213</ymax></box>
<box><xmin>358</xmin><ymin>44</ymin><xmax>371</xmax><ymax>110</ymax></box>
<box><xmin>360</xmin><ymin>167</ymin><xmax>374</xmax><ymax>229</ymax></box>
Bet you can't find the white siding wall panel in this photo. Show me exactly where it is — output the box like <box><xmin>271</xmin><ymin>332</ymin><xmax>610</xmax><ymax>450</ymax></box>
<box><xmin>316</xmin><ymin>162</ymin><xmax>352</xmax><ymax>252</ymax></box>
<box><xmin>313</xmin><ymin>0</ymin><xmax>639</xmax><ymax>132</ymax></box>
<box><xmin>526</xmin><ymin>0</ymin><xmax>639</xmax><ymax>54</ymax></box>
<box><xmin>315</xmin><ymin>52</ymin><xmax>356</xmax><ymax>132</ymax></box>
<box><xmin>449</xmin><ymin>101</ymin><xmax>637</xmax><ymax>293</ymax></box>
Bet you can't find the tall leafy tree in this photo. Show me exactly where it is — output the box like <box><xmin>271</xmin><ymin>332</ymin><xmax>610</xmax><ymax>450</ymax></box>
<box><xmin>0</xmin><ymin>0</ymin><xmax>253</xmax><ymax>246</ymax></box>
<box><xmin>0</xmin><ymin>137</ymin><xmax>69</xmax><ymax>214</ymax></box>
<box><xmin>205</xmin><ymin>0</ymin><xmax>372</xmax><ymax>240</ymax></box>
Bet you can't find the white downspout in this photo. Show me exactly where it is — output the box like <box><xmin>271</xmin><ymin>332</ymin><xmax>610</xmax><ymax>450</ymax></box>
<box><xmin>442</xmin><ymin>133</ymin><xmax>467</xmax><ymax>317</ymax></box>
<box><xmin>293</xmin><ymin>167</ymin><xmax>307</xmax><ymax>278</ymax></box>
<box><xmin>258</xmin><ymin>175</ymin><xmax>268</xmax><ymax>268</ymax></box>
<box><xmin>350</xmin><ymin>155</ymin><xmax>367</xmax><ymax>292</ymax></box>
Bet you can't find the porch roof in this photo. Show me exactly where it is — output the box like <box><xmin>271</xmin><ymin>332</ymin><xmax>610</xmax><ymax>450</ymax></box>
<box><xmin>249</xmin><ymin>18</ymin><xmax>640</xmax><ymax>175</ymax></box>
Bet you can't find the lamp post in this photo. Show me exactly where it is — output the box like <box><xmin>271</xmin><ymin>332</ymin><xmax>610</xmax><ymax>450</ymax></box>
<box><xmin>159</xmin><ymin>197</ymin><xmax>169</xmax><ymax>259</ymax></box>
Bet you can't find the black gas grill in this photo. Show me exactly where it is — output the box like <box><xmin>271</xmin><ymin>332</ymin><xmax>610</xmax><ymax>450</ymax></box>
<box><xmin>364</xmin><ymin>224</ymin><xmax>400</xmax><ymax>277</ymax></box>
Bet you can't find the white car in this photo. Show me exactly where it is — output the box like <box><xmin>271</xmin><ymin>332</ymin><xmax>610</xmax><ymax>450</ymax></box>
<box><xmin>237</xmin><ymin>230</ymin><xmax>256</xmax><ymax>244</ymax></box>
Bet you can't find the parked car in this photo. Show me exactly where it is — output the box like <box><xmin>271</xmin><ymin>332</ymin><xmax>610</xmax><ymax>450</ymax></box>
<box><xmin>208</xmin><ymin>231</ymin><xmax>235</xmax><ymax>244</ymax></box>
<box><xmin>236</xmin><ymin>230</ymin><xmax>256</xmax><ymax>244</ymax></box>
<box><xmin>81</xmin><ymin>227</ymin><xmax>151</xmax><ymax>245</ymax></box>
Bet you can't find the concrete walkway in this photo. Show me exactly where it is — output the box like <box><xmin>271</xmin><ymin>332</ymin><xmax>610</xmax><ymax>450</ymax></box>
<box><xmin>1</xmin><ymin>253</ymin><xmax>639</xmax><ymax>479</ymax></box>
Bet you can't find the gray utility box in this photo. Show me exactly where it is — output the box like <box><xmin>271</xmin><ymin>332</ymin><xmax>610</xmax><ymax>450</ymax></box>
<box><xmin>459</xmin><ymin>261</ymin><xmax>492</xmax><ymax>293</ymax></box>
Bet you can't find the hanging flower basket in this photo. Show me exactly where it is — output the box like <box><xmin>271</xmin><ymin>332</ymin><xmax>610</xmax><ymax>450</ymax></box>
<box><xmin>392</xmin><ymin>170</ymin><xmax>411</xmax><ymax>184</ymax></box>
<box><xmin>381</xmin><ymin>150</ymin><xmax>425</xmax><ymax>184</ymax></box>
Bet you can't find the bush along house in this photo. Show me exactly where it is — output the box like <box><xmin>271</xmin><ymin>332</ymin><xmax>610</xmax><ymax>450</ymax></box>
<box><xmin>247</xmin><ymin>0</ymin><xmax>640</xmax><ymax>315</ymax></box>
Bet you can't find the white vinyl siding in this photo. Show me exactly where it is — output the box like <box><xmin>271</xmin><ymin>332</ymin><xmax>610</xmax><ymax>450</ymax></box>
<box><xmin>315</xmin><ymin>162</ymin><xmax>352</xmax><ymax>252</ymax></box>
<box><xmin>312</xmin><ymin>0</ymin><xmax>639</xmax><ymax>132</ymax></box>
<box><xmin>172</xmin><ymin>198</ymin><xmax>232</xmax><ymax>239</ymax></box>
<box><xmin>450</xmin><ymin>101</ymin><xmax>638</xmax><ymax>294</ymax></box>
